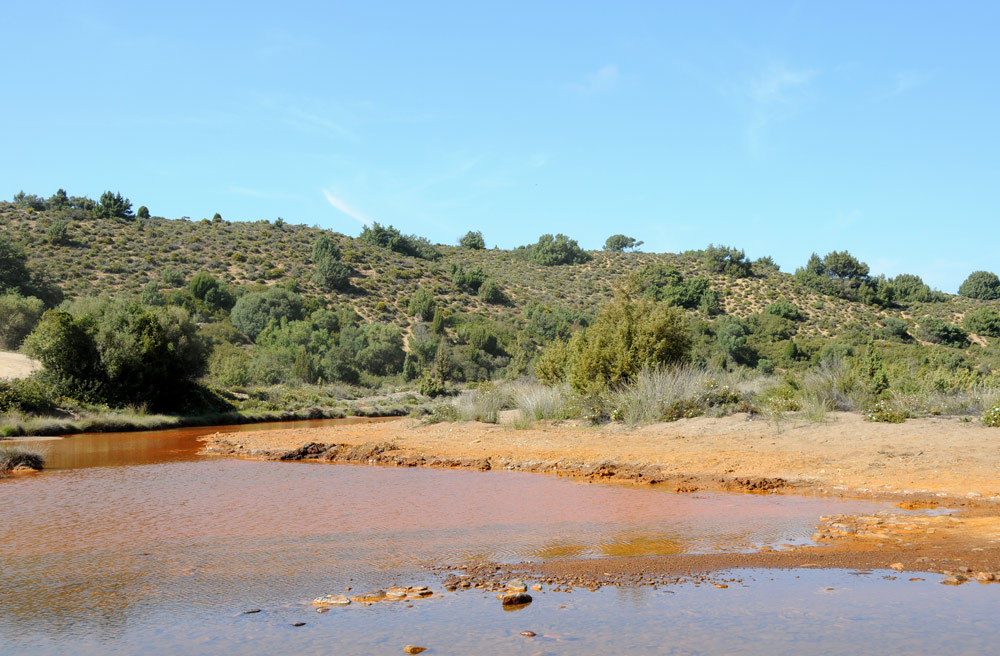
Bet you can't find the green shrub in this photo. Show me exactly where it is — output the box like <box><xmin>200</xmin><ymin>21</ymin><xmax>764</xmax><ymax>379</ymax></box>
<box><xmin>702</xmin><ymin>244</ymin><xmax>752</xmax><ymax>277</ymax></box>
<box><xmin>478</xmin><ymin>278</ymin><xmax>507</xmax><ymax>304</ymax></box>
<box><xmin>958</xmin><ymin>271</ymin><xmax>1000</xmax><ymax>300</ymax></box>
<box><xmin>962</xmin><ymin>307</ymin><xmax>1000</xmax><ymax>337</ymax></box>
<box><xmin>408</xmin><ymin>287</ymin><xmax>436</xmax><ymax>321</ymax></box>
<box><xmin>189</xmin><ymin>272</ymin><xmax>234</xmax><ymax>311</ymax></box>
<box><xmin>93</xmin><ymin>191</ymin><xmax>133</xmax><ymax>219</ymax></box>
<box><xmin>360</xmin><ymin>222</ymin><xmax>440</xmax><ymax>260</ymax></box>
<box><xmin>459</xmin><ymin>230</ymin><xmax>485</xmax><ymax>249</ymax></box>
<box><xmin>450</xmin><ymin>263</ymin><xmax>486</xmax><ymax>292</ymax></box>
<box><xmin>312</xmin><ymin>234</ymin><xmax>352</xmax><ymax>290</ymax></box>
<box><xmin>983</xmin><ymin>405</ymin><xmax>1000</xmax><ymax>427</ymax></box>
<box><xmin>230</xmin><ymin>287</ymin><xmax>305</xmax><ymax>340</ymax></box>
<box><xmin>764</xmin><ymin>301</ymin><xmax>800</xmax><ymax>321</ymax></box>
<box><xmin>918</xmin><ymin>318</ymin><xmax>969</xmax><ymax>348</ymax></box>
<box><xmin>604</xmin><ymin>234</ymin><xmax>642</xmax><ymax>252</ymax></box>
<box><xmin>564</xmin><ymin>293</ymin><xmax>690</xmax><ymax>392</ymax></box>
<box><xmin>864</xmin><ymin>399</ymin><xmax>906</xmax><ymax>423</ymax></box>
<box><xmin>522</xmin><ymin>233</ymin><xmax>591</xmax><ymax>266</ymax></box>
<box><xmin>0</xmin><ymin>292</ymin><xmax>45</xmax><ymax>349</ymax></box>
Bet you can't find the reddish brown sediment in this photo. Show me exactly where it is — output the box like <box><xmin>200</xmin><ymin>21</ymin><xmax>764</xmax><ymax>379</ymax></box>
<box><xmin>201</xmin><ymin>413</ymin><xmax>1000</xmax><ymax>579</ymax></box>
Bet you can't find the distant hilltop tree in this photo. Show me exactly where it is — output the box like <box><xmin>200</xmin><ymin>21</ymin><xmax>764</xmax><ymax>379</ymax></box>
<box><xmin>93</xmin><ymin>191</ymin><xmax>133</xmax><ymax>220</ymax></box>
<box><xmin>604</xmin><ymin>234</ymin><xmax>643</xmax><ymax>252</ymax></box>
<box><xmin>520</xmin><ymin>233</ymin><xmax>591</xmax><ymax>266</ymax></box>
<box><xmin>958</xmin><ymin>271</ymin><xmax>1000</xmax><ymax>300</ymax></box>
<box><xmin>459</xmin><ymin>230</ymin><xmax>485</xmax><ymax>250</ymax></box>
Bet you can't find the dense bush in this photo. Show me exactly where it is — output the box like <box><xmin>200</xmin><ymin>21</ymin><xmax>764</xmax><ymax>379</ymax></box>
<box><xmin>0</xmin><ymin>233</ymin><xmax>31</xmax><ymax>294</ymax></box>
<box><xmin>543</xmin><ymin>293</ymin><xmax>690</xmax><ymax>392</ymax></box>
<box><xmin>230</xmin><ymin>287</ymin><xmax>305</xmax><ymax>340</ymax></box>
<box><xmin>93</xmin><ymin>191</ymin><xmax>133</xmax><ymax>220</ymax></box>
<box><xmin>958</xmin><ymin>271</ymin><xmax>1000</xmax><ymax>300</ymax></box>
<box><xmin>459</xmin><ymin>230</ymin><xmax>485</xmax><ymax>249</ymax></box>
<box><xmin>702</xmin><ymin>244</ymin><xmax>752</xmax><ymax>278</ymax></box>
<box><xmin>962</xmin><ymin>307</ymin><xmax>1000</xmax><ymax>337</ymax></box>
<box><xmin>794</xmin><ymin>251</ymin><xmax>888</xmax><ymax>306</ymax></box>
<box><xmin>450</xmin><ymin>263</ymin><xmax>486</xmax><ymax>292</ymax></box>
<box><xmin>604</xmin><ymin>234</ymin><xmax>642</xmax><ymax>252</ymax></box>
<box><xmin>23</xmin><ymin>301</ymin><xmax>207</xmax><ymax>409</ymax></box>
<box><xmin>522</xmin><ymin>234</ymin><xmax>591</xmax><ymax>266</ymax></box>
<box><xmin>408</xmin><ymin>287</ymin><xmax>436</xmax><ymax>321</ymax></box>
<box><xmin>312</xmin><ymin>234</ymin><xmax>352</xmax><ymax>290</ymax></box>
<box><xmin>764</xmin><ymin>301</ymin><xmax>801</xmax><ymax>321</ymax></box>
<box><xmin>360</xmin><ymin>222</ymin><xmax>440</xmax><ymax>260</ymax></box>
<box><xmin>0</xmin><ymin>293</ymin><xmax>45</xmax><ymax>349</ymax></box>
<box><xmin>478</xmin><ymin>278</ymin><xmax>507</xmax><ymax>304</ymax></box>
<box><xmin>884</xmin><ymin>273</ymin><xmax>943</xmax><ymax>303</ymax></box>
<box><xmin>633</xmin><ymin>263</ymin><xmax>718</xmax><ymax>311</ymax></box>
<box><xmin>918</xmin><ymin>317</ymin><xmax>969</xmax><ymax>348</ymax></box>
<box><xmin>188</xmin><ymin>272</ymin><xmax>234</xmax><ymax>311</ymax></box>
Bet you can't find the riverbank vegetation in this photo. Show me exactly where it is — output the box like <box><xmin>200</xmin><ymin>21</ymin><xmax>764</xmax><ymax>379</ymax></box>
<box><xmin>2</xmin><ymin>189</ymin><xmax>1000</xmax><ymax>435</ymax></box>
<box><xmin>0</xmin><ymin>444</ymin><xmax>45</xmax><ymax>476</ymax></box>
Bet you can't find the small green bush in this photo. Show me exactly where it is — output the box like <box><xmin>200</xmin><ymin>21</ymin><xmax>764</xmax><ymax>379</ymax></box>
<box><xmin>522</xmin><ymin>233</ymin><xmax>590</xmax><ymax>266</ymax></box>
<box><xmin>459</xmin><ymin>230</ymin><xmax>485</xmax><ymax>249</ymax></box>
<box><xmin>962</xmin><ymin>307</ymin><xmax>1000</xmax><ymax>337</ymax></box>
<box><xmin>864</xmin><ymin>399</ymin><xmax>906</xmax><ymax>423</ymax></box>
<box><xmin>958</xmin><ymin>271</ymin><xmax>1000</xmax><ymax>300</ymax></box>
<box><xmin>983</xmin><ymin>405</ymin><xmax>1000</xmax><ymax>427</ymax></box>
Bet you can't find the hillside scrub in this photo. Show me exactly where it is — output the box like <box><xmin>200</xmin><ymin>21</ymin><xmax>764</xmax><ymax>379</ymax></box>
<box><xmin>4</xmin><ymin>192</ymin><xmax>1000</xmax><ymax>429</ymax></box>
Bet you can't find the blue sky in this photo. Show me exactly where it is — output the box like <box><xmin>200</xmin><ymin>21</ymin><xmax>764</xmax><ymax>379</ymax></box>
<box><xmin>3</xmin><ymin>1</ymin><xmax>998</xmax><ymax>292</ymax></box>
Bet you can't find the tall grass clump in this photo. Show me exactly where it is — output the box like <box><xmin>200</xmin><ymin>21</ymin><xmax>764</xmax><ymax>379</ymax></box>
<box><xmin>0</xmin><ymin>445</ymin><xmax>45</xmax><ymax>476</ymax></box>
<box><xmin>609</xmin><ymin>366</ymin><xmax>765</xmax><ymax>426</ymax></box>
<box><xmin>797</xmin><ymin>358</ymin><xmax>855</xmax><ymax>412</ymax></box>
<box><xmin>511</xmin><ymin>382</ymin><xmax>570</xmax><ymax>421</ymax></box>
<box><xmin>453</xmin><ymin>383</ymin><xmax>510</xmax><ymax>423</ymax></box>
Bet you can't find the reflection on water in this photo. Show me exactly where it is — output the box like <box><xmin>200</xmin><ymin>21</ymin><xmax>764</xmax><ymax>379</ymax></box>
<box><xmin>1</xmin><ymin>421</ymin><xmax>993</xmax><ymax>654</ymax></box>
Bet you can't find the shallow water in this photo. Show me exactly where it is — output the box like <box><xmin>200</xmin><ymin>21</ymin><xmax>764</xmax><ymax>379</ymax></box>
<box><xmin>1</xmin><ymin>421</ymin><xmax>997</xmax><ymax>654</ymax></box>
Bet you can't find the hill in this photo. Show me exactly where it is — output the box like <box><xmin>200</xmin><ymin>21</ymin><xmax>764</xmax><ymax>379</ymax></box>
<box><xmin>2</xmin><ymin>192</ymin><xmax>999</xmax><ymax>426</ymax></box>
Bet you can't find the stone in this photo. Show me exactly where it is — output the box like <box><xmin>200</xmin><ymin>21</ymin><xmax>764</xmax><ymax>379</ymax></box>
<box><xmin>889</xmin><ymin>563</ymin><xmax>905</xmax><ymax>571</ymax></box>
<box><xmin>520</xmin><ymin>631</ymin><xmax>537</xmax><ymax>637</ymax></box>
<box><xmin>313</xmin><ymin>594</ymin><xmax>351</xmax><ymax>606</ymax></box>
<box><xmin>501</xmin><ymin>591</ymin><xmax>533</xmax><ymax>607</ymax></box>
<box><xmin>507</xmin><ymin>579</ymin><xmax>528</xmax><ymax>592</ymax></box>
<box><xmin>291</xmin><ymin>622</ymin><xmax>306</xmax><ymax>627</ymax></box>
<box><xmin>242</xmin><ymin>609</ymin><xmax>261</xmax><ymax>614</ymax></box>
<box><xmin>350</xmin><ymin>589</ymin><xmax>386</xmax><ymax>603</ymax></box>
<box><xmin>942</xmin><ymin>575</ymin><xmax>967</xmax><ymax>586</ymax></box>
<box><xmin>404</xmin><ymin>646</ymin><xmax>426</xmax><ymax>654</ymax></box>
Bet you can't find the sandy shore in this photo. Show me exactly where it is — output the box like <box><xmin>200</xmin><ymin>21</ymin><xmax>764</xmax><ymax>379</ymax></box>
<box><xmin>202</xmin><ymin>413</ymin><xmax>1000</xmax><ymax>580</ymax></box>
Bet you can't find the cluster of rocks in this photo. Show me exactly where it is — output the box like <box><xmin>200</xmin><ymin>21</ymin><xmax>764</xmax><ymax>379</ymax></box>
<box><xmin>313</xmin><ymin>585</ymin><xmax>434</xmax><ymax>609</ymax></box>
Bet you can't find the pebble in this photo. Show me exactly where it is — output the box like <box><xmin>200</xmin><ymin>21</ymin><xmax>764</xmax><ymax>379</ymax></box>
<box><xmin>889</xmin><ymin>563</ymin><xmax>905</xmax><ymax>572</ymax></box>
<box><xmin>242</xmin><ymin>609</ymin><xmax>261</xmax><ymax>614</ymax></box>
<box><xmin>942</xmin><ymin>575</ymin><xmax>967</xmax><ymax>586</ymax></box>
<box><xmin>291</xmin><ymin>622</ymin><xmax>306</xmax><ymax>627</ymax></box>
<box><xmin>404</xmin><ymin>646</ymin><xmax>426</xmax><ymax>654</ymax></box>
<box><xmin>313</xmin><ymin>594</ymin><xmax>351</xmax><ymax>606</ymax></box>
<box><xmin>521</xmin><ymin>631</ymin><xmax>536</xmax><ymax>637</ymax></box>
<box><xmin>507</xmin><ymin>579</ymin><xmax>528</xmax><ymax>592</ymax></box>
<box><xmin>530</xmin><ymin>585</ymin><xmax>542</xmax><ymax>592</ymax></box>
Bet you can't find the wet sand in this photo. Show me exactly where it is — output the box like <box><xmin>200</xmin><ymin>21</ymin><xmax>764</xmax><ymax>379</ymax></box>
<box><xmin>202</xmin><ymin>413</ymin><xmax>1000</xmax><ymax>580</ymax></box>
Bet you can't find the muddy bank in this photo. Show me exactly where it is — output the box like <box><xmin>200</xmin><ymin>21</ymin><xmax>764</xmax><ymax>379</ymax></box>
<box><xmin>201</xmin><ymin>413</ymin><xmax>1000</xmax><ymax>504</ymax></box>
<box><xmin>202</xmin><ymin>414</ymin><xmax>1000</xmax><ymax>578</ymax></box>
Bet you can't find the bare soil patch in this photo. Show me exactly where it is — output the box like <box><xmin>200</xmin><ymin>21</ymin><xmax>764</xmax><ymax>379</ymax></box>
<box><xmin>0</xmin><ymin>351</ymin><xmax>40</xmax><ymax>380</ymax></box>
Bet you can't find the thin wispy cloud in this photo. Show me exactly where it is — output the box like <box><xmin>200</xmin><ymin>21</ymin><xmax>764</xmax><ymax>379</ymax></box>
<box><xmin>886</xmin><ymin>69</ymin><xmax>938</xmax><ymax>97</ymax></box>
<box><xmin>746</xmin><ymin>63</ymin><xmax>818</xmax><ymax>154</ymax></box>
<box><xmin>571</xmin><ymin>65</ymin><xmax>620</xmax><ymax>94</ymax></box>
<box><xmin>323</xmin><ymin>190</ymin><xmax>371</xmax><ymax>224</ymax></box>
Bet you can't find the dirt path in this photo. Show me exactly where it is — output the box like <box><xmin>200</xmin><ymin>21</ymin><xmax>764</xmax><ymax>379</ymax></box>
<box><xmin>0</xmin><ymin>351</ymin><xmax>40</xmax><ymax>380</ymax></box>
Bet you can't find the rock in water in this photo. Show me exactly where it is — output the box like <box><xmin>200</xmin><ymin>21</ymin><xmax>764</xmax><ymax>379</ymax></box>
<box><xmin>501</xmin><ymin>592</ymin><xmax>533</xmax><ymax>607</ymax></box>
<box><xmin>404</xmin><ymin>646</ymin><xmax>426</xmax><ymax>654</ymax></box>
<box><xmin>350</xmin><ymin>589</ymin><xmax>386</xmax><ymax>603</ymax></box>
<box><xmin>313</xmin><ymin>594</ymin><xmax>351</xmax><ymax>606</ymax></box>
<box><xmin>520</xmin><ymin>630</ymin><xmax>537</xmax><ymax>637</ymax></box>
